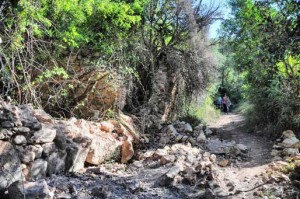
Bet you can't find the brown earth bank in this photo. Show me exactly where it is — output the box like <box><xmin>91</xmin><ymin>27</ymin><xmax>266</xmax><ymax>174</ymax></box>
<box><xmin>0</xmin><ymin>100</ymin><xmax>299</xmax><ymax>199</ymax></box>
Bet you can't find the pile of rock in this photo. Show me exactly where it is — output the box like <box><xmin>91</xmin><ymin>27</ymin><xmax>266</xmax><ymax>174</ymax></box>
<box><xmin>4</xmin><ymin>143</ymin><xmax>222</xmax><ymax>199</ymax></box>
<box><xmin>0</xmin><ymin>100</ymin><xmax>139</xmax><ymax>198</ymax></box>
<box><xmin>253</xmin><ymin>161</ymin><xmax>298</xmax><ymax>198</ymax></box>
<box><xmin>158</xmin><ymin>121</ymin><xmax>248</xmax><ymax>161</ymax></box>
<box><xmin>158</xmin><ymin>121</ymin><xmax>213</xmax><ymax>147</ymax></box>
<box><xmin>131</xmin><ymin>143</ymin><xmax>221</xmax><ymax>198</ymax></box>
<box><xmin>206</xmin><ymin>138</ymin><xmax>249</xmax><ymax>160</ymax></box>
<box><xmin>271</xmin><ymin>130</ymin><xmax>300</xmax><ymax>160</ymax></box>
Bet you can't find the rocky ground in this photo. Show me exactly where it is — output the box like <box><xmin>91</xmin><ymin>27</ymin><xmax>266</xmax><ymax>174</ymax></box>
<box><xmin>205</xmin><ymin>113</ymin><xmax>300</xmax><ymax>199</ymax></box>
<box><xmin>2</xmin><ymin>110</ymin><xmax>300</xmax><ymax>199</ymax></box>
<box><xmin>43</xmin><ymin>114</ymin><xmax>300</xmax><ymax>198</ymax></box>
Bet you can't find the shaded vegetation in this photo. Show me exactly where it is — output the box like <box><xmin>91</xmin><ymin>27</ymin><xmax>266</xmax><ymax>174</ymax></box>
<box><xmin>3</xmin><ymin>0</ymin><xmax>298</xmax><ymax>136</ymax></box>
<box><xmin>220</xmin><ymin>0</ymin><xmax>300</xmax><ymax>135</ymax></box>
<box><xmin>0</xmin><ymin>0</ymin><xmax>219</xmax><ymax>124</ymax></box>
<box><xmin>0</xmin><ymin>0</ymin><xmax>148</xmax><ymax>117</ymax></box>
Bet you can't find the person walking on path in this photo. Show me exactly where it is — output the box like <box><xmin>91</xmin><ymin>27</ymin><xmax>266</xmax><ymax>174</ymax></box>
<box><xmin>226</xmin><ymin>96</ymin><xmax>231</xmax><ymax>112</ymax></box>
<box><xmin>222</xmin><ymin>94</ymin><xmax>231</xmax><ymax>113</ymax></box>
<box><xmin>216</xmin><ymin>96</ymin><xmax>222</xmax><ymax>109</ymax></box>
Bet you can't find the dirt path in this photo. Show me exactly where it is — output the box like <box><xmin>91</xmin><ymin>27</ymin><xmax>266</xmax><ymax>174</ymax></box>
<box><xmin>208</xmin><ymin>113</ymin><xmax>273</xmax><ymax>198</ymax></box>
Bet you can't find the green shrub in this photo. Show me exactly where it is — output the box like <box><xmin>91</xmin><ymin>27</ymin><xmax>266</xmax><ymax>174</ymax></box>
<box><xmin>235</xmin><ymin>101</ymin><xmax>252</xmax><ymax>114</ymax></box>
<box><xmin>180</xmin><ymin>95</ymin><xmax>221</xmax><ymax>126</ymax></box>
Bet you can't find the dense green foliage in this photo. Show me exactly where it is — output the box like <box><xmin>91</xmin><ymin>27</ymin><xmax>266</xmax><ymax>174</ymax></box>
<box><xmin>222</xmin><ymin>0</ymin><xmax>300</xmax><ymax>133</ymax></box>
<box><xmin>3</xmin><ymin>0</ymin><xmax>146</xmax><ymax>49</ymax></box>
<box><xmin>0</xmin><ymin>0</ymin><xmax>218</xmax><ymax>121</ymax></box>
<box><xmin>0</xmin><ymin>0</ymin><xmax>148</xmax><ymax>116</ymax></box>
<box><xmin>182</xmin><ymin>86</ymin><xmax>221</xmax><ymax>125</ymax></box>
<box><xmin>210</xmin><ymin>45</ymin><xmax>245</xmax><ymax>107</ymax></box>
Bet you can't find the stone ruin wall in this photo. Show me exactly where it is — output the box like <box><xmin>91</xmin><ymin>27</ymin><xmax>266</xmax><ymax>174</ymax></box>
<box><xmin>0</xmin><ymin>100</ymin><xmax>138</xmax><ymax>190</ymax></box>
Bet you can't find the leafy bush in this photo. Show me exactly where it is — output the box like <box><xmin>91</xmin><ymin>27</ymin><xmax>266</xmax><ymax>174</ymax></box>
<box><xmin>180</xmin><ymin>94</ymin><xmax>221</xmax><ymax>126</ymax></box>
<box><xmin>221</xmin><ymin>0</ymin><xmax>300</xmax><ymax>134</ymax></box>
<box><xmin>0</xmin><ymin>0</ymin><xmax>219</xmax><ymax>122</ymax></box>
<box><xmin>0</xmin><ymin>0</ymin><xmax>148</xmax><ymax>117</ymax></box>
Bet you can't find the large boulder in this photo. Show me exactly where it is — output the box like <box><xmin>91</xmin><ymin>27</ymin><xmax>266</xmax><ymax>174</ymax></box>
<box><xmin>182</xmin><ymin>123</ymin><xmax>193</xmax><ymax>134</ymax></box>
<box><xmin>271</xmin><ymin>130</ymin><xmax>300</xmax><ymax>159</ymax></box>
<box><xmin>235</xmin><ymin>144</ymin><xmax>248</xmax><ymax>153</ymax></box>
<box><xmin>61</xmin><ymin>119</ymin><xmax>123</xmax><ymax>165</ymax></box>
<box><xmin>0</xmin><ymin>101</ymin><xmax>22</xmax><ymax>126</ymax></box>
<box><xmin>282</xmin><ymin>130</ymin><xmax>296</xmax><ymax>139</ymax></box>
<box><xmin>65</xmin><ymin>137</ymin><xmax>91</xmax><ymax>172</ymax></box>
<box><xmin>100</xmin><ymin>121</ymin><xmax>115</xmax><ymax>133</ymax></box>
<box><xmin>281</xmin><ymin>137</ymin><xmax>299</xmax><ymax>148</ymax></box>
<box><xmin>32</xmin><ymin>109</ymin><xmax>53</xmax><ymax>123</ymax></box>
<box><xmin>0</xmin><ymin>129</ymin><xmax>14</xmax><ymax>140</ymax></box>
<box><xmin>85</xmin><ymin>133</ymin><xmax>122</xmax><ymax>165</ymax></box>
<box><xmin>197</xmin><ymin>131</ymin><xmax>206</xmax><ymax>143</ymax></box>
<box><xmin>0</xmin><ymin>141</ymin><xmax>23</xmax><ymax>190</ymax></box>
<box><xmin>8</xmin><ymin>179</ymin><xmax>53</xmax><ymax>199</ymax></box>
<box><xmin>166</xmin><ymin>125</ymin><xmax>178</xmax><ymax>136</ymax></box>
<box><xmin>42</xmin><ymin>143</ymin><xmax>56</xmax><ymax>157</ymax></box>
<box><xmin>204</xmin><ymin>127</ymin><xmax>213</xmax><ymax>136</ymax></box>
<box><xmin>16</xmin><ymin>145</ymin><xmax>43</xmax><ymax>164</ymax></box>
<box><xmin>13</xmin><ymin>135</ymin><xmax>27</xmax><ymax>145</ymax></box>
<box><xmin>16</xmin><ymin>146</ymin><xmax>36</xmax><ymax>163</ymax></box>
<box><xmin>205</xmin><ymin>138</ymin><xmax>247</xmax><ymax>158</ymax></box>
<box><xmin>121</xmin><ymin>140</ymin><xmax>134</xmax><ymax>163</ymax></box>
<box><xmin>46</xmin><ymin>151</ymin><xmax>67</xmax><ymax>175</ymax></box>
<box><xmin>70</xmin><ymin>70</ymin><xmax>122</xmax><ymax>119</ymax></box>
<box><xmin>282</xmin><ymin>148</ymin><xmax>299</xmax><ymax>157</ymax></box>
<box><xmin>30</xmin><ymin>159</ymin><xmax>48</xmax><ymax>180</ymax></box>
<box><xmin>30</xmin><ymin>124</ymin><xmax>57</xmax><ymax>144</ymax></box>
<box><xmin>53</xmin><ymin>130</ymin><xmax>67</xmax><ymax>150</ymax></box>
<box><xmin>18</xmin><ymin>104</ymin><xmax>42</xmax><ymax>130</ymax></box>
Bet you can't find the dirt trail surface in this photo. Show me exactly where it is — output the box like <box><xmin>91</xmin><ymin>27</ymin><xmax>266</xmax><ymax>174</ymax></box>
<box><xmin>208</xmin><ymin>113</ymin><xmax>274</xmax><ymax>198</ymax></box>
<box><xmin>209</xmin><ymin>113</ymin><xmax>273</xmax><ymax>167</ymax></box>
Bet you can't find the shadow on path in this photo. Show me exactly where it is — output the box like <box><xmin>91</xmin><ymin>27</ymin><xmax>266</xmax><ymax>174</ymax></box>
<box><xmin>208</xmin><ymin>113</ymin><xmax>273</xmax><ymax>168</ymax></box>
<box><xmin>207</xmin><ymin>113</ymin><xmax>276</xmax><ymax>198</ymax></box>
